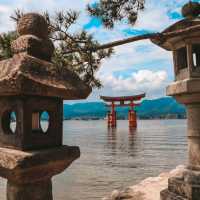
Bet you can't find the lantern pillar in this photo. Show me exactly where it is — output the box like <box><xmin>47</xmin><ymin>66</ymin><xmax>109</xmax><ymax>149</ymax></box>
<box><xmin>4</xmin><ymin>146</ymin><xmax>79</xmax><ymax>200</ymax></box>
<box><xmin>152</xmin><ymin>2</ymin><xmax>200</xmax><ymax>199</ymax></box>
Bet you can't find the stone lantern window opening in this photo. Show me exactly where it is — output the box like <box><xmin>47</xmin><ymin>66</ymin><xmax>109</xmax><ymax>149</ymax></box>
<box><xmin>173</xmin><ymin>46</ymin><xmax>189</xmax><ymax>80</ymax></box>
<box><xmin>32</xmin><ymin>110</ymin><xmax>50</xmax><ymax>134</ymax></box>
<box><xmin>192</xmin><ymin>44</ymin><xmax>200</xmax><ymax>68</ymax></box>
<box><xmin>173</xmin><ymin>44</ymin><xmax>200</xmax><ymax>80</ymax></box>
<box><xmin>2</xmin><ymin>110</ymin><xmax>17</xmax><ymax>134</ymax></box>
<box><xmin>40</xmin><ymin>111</ymin><xmax>50</xmax><ymax>133</ymax></box>
<box><xmin>10</xmin><ymin>111</ymin><xmax>17</xmax><ymax>133</ymax></box>
<box><xmin>32</xmin><ymin>112</ymin><xmax>40</xmax><ymax>131</ymax></box>
<box><xmin>176</xmin><ymin>47</ymin><xmax>188</xmax><ymax>70</ymax></box>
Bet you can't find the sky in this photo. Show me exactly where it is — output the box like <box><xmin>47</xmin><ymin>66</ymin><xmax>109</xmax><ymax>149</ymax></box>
<box><xmin>0</xmin><ymin>0</ymin><xmax>199</xmax><ymax>102</ymax></box>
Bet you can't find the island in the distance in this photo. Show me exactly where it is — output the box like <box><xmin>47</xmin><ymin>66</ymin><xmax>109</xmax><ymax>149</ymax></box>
<box><xmin>62</xmin><ymin>97</ymin><xmax>186</xmax><ymax>120</ymax></box>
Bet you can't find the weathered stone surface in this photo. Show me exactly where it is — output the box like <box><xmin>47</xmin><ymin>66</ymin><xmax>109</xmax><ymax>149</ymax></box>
<box><xmin>151</xmin><ymin>17</ymin><xmax>200</xmax><ymax>51</ymax></box>
<box><xmin>0</xmin><ymin>96</ymin><xmax>63</xmax><ymax>150</ymax></box>
<box><xmin>11</xmin><ymin>35</ymin><xmax>54</xmax><ymax>61</ymax></box>
<box><xmin>103</xmin><ymin>166</ymin><xmax>185</xmax><ymax>200</ymax></box>
<box><xmin>161</xmin><ymin>86</ymin><xmax>200</xmax><ymax>200</ymax></box>
<box><xmin>7</xmin><ymin>179</ymin><xmax>52</xmax><ymax>200</ymax></box>
<box><xmin>0</xmin><ymin>53</ymin><xmax>91</xmax><ymax>99</ymax></box>
<box><xmin>162</xmin><ymin>172</ymin><xmax>200</xmax><ymax>200</ymax></box>
<box><xmin>17</xmin><ymin>13</ymin><xmax>48</xmax><ymax>39</ymax></box>
<box><xmin>0</xmin><ymin>145</ymin><xmax>80</xmax><ymax>184</ymax></box>
<box><xmin>166</xmin><ymin>79</ymin><xmax>200</xmax><ymax>103</ymax></box>
<box><xmin>0</xmin><ymin>12</ymin><xmax>85</xmax><ymax>200</ymax></box>
<box><xmin>184</xmin><ymin>168</ymin><xmax>200</xmax><ymax>184</ymax></box>
<box><xmin>151</xmin><ymin>3</ymin><xmax>200</xmax><ymax>200</ymax></box>
<box><xmin>182</xmin><ymin>2</ymin><xmax>200</xmax><ymax>18</ymax></box>
<box><xmin>0</xmin><ymin>13</ymin><xmax>91</xmax><ymax>99</ymax></box>
<box><xmin>160</xmin><ymin>189</ymin><xmax>187</xmax><ymax>200</ymax></box>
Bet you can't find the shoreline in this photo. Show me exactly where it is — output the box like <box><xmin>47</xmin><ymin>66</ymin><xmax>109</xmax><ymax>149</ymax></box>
<box><xmin>102</xmin><ymin>165</ymin><xmax>185</xmax><ymax>200</ymax></box>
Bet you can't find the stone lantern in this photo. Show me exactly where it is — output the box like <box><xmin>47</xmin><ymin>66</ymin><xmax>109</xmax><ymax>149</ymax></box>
<box><xmin>0</xmin><ymin>13</ymin><xmax>91</xmax><ymax>200</ymax></box>
<box><xmin>152</xmin><ymin>2</ymin><xmax>200</xmax><ymax>200</ymax></box>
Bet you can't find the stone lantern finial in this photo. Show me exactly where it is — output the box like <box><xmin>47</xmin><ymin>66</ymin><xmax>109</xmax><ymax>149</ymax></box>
<box><xmin>12</xmin><ymin>13</ymin><xmax>54</xmax><ymax>62</ymax></box>
<box><xmin>182</xmin><ymin>1</ymin><xmax>200</xmax><ymax>18</ymax></box>
<box><xmin>17</xmin><ymin>13</ymin><xmax>48</xmax><ymax>38</ymax></box>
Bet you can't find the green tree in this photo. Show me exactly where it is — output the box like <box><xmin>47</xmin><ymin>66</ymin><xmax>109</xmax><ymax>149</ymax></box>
<box><xmin>87</xmin><ymin>0</ymin><xmax>145</xmax><ymax>28</ymax></box>
<box><xmin>0</xmin><ymin>0</ymin><xmax>145</xmax><ymax>88</ymax></box>
<box><xmin>0</xmin><ymin>31</ymin><xmax>17</xmax><ymax>60</ymax></box>
<box><xmin>0</xmin><ymin>10</ymin><xmax>113</xmax><ymax>88</ymax></box>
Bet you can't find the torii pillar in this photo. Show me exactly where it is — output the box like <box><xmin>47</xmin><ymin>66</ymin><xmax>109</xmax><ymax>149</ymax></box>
<box><xmin>108</xmin><ymin>102</ymin><xmax>117</xmax><ymax>128</ymax></box>
<box><xmin>101</xmin><ymin>94</ymin><xmax>145</xmax><ymax>129</ymax></box>
<box><xmin>129</xmin><ymin>101</ymin><xmax>137</xmax><ymax>128</ymax></box>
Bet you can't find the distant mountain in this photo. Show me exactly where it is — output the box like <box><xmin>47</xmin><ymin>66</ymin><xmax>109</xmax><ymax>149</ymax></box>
<box><xmin>63</xmin><ymin>97</ymin><xmax>186</xmax><ymax>119</ymax></box>
<box><xmin>136</xmin><ymin>97</ymin><xmax>186</xmax><ymax>119</ymax></box>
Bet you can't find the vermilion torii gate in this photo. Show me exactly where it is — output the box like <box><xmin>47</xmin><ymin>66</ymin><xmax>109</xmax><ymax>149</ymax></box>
<box><xmin>100</xmin><ymin>93</ymin><xmax>145</xmax><ymax>128</ymax></box>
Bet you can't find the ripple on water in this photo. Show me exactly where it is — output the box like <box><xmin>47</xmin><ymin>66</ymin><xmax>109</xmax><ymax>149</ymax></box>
<box><xmin>0</xmin><ymin>119</ymin><xmax>187</xmax><ymax>200</ymax></box>
<box><xmin>54</xmin><ymin>119</ymin><xmax>187</xmax><ymax>200</ymax></box>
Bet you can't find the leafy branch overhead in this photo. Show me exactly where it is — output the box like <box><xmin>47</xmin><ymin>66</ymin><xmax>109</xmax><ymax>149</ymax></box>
<box><xmin>1</xmin><ymin>10</ymin><xmax>113</xmax><ymax>89</ymax></box>
<box><xmin>0</xmin><ymin>32</ymin><xmax>17</xmax><ymax>60</ymax></box>
<box><xmin>87</xmin><ymin>0</ymin><xmax>145</xmax><ymax>28</ymax></box>
<box><xmin>0</xmin><ymin>0</ymin><xmax>145</xmax><ymax>89</ymax></box>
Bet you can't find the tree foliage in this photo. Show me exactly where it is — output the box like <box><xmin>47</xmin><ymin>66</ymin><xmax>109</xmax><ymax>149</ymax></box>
<box><xmin>0</xmin><ymin>31</ymin><xmax>17</xmax><ymax>60</ymax></box>
<box><xmin>0</xmin><ymin>0</ymin><xmax>145</xmax><ymax>88</ymax></box>
<box><xmin>0</xmin><ymin>10</ymin><xmax>113</xmax><ymax>88</ymax></box>
<box><xmin>87</xmin><ymin>0</ymin><xmax>145</xmax><ymax>28</ymax></box>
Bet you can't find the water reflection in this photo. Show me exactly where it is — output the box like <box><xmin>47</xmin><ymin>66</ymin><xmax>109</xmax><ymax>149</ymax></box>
<box><xmin>0</xmin><ymin>120</ymin><xmax>188</xmax><ymax>200</ymax></box>
<box><xmin>106</xmin><ymin>126</ymin><xmax>139</xmax><ymax>158</ymax></box>
<box><xmin>107</xmin><ymin>127</ymin><xmax>117</xmax><ymax>140</ymax></box>
<box><xmin>128</xmin><ymin>128</ymin><xmax>137</xmax><ymax>150</ymax></box>
<box><xmin>60</xmin><ymin>120</ymin><xmax>187</xmax><ymax>200</ymax></box>
<box><xmin>129</xmin><ymin>127</ymin><xmax>137</xmax><ymax>135</ymax></box>
<box><xmin>107</xmin><ymin>127</ymin><xmax>117</xmax><ymax>154</ymax></box>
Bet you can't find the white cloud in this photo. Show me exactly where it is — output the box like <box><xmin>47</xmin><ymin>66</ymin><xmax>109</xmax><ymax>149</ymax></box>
<box><xmin>100</xmin><ymin>69</ymin><xmax>168</xmax><ymax>94</ymax></box>
<box><xmin>100</xmin><ymin>41</ymin><xmax>172</xmax><ymax>73</ymax></box>
<box><xmin>0</xmin><ymin>0</ymin><xmax>91</xmax><ymax>33</ymax></box>
<box><xmin>0</xmin><ymin>0</ymin><xmax>188</xmax><ymax>100</ymax></box>
<box><xmin>84</xmin><ymin>0</ymin><xmax>184</xmax><ymax>100</ymax></box>
<box><xmin>85</xmin><ymin>69</ymin><xmax>169</xmax><ymax>102</ymax></box>
<box><xmin>0</xmin><ymin>5</ymin><xmax>10</xmax><ymax>13</ymax></box>
<box><xmin>134</xmin><ymin>1</ymin><xmax>174</xmax><ymax>31</ymax></box>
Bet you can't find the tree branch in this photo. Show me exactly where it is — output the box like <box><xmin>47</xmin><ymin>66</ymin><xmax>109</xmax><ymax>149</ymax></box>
<box><xmin>94</xmin><ymin>24</ymin><xmax>200</xmax><ymax>50</ymax></box>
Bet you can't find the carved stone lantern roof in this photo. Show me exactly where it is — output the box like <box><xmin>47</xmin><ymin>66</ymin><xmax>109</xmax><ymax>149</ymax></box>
<box><xmin>151</xmin><ymin>18</ymin><xmax>200</xmax><ymax>50</ymax></box>
<box><xmin>0</xmin><ymin>13</ymin><xmax>91</xmax><ymax>100</ymax></box>
<box><xmin>150</xmin><ymin>2</ymin><xmax>200</xmax><ymax>103</ymax></box>
<box><xmin>151</xmin><ymin>2</ymin><xmax>200</xmax><ymax>51</ymax></box>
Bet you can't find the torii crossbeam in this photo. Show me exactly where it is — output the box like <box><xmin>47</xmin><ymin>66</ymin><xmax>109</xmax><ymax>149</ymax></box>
<box><xmin>100</xmin><ymin>93</ymin><xmax>145</xmax><ymax>128</ymax></box>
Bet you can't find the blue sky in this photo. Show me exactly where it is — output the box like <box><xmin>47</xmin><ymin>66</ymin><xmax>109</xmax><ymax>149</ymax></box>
<box><xmin>0</xmin><ymin>0</ymin><xmax>199</xmax><ymax>102</ymax></box>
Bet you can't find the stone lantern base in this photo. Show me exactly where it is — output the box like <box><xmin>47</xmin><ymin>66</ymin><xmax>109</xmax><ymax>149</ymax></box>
<box><xmin>0</xmin><ymin>145</ymin><xmax>80</xmax><ymax>200</ymax></box>
<box><xmin>161</xmin><ymin>168</ymin><xmax>200</xmax><ymax>200</ymax></box>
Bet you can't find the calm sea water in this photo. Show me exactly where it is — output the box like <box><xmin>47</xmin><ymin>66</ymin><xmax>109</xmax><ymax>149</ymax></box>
<box><xmin>0</xmin><ymin>120</ymin><xmax>187</xmax><ymax>200</ymax></box>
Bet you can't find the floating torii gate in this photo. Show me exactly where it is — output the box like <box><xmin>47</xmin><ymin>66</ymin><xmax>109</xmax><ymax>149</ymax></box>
<box><xmin>100</xmin><ymin>93</ymin><xmax>145</xmax><ymax>128</ymax></box>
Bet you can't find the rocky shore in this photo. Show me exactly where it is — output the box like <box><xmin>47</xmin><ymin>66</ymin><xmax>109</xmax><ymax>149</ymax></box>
<box><xmin>102</xmin><ymin>165</ymin><xmax>185</xmax><ymax>200</ymax></box>
<box><xmin>0</xmin><ymin>166</ymin><xmax>185</xmax><ymax>200</ymax></box>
